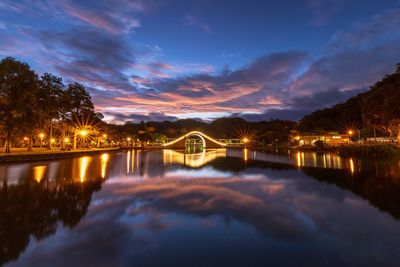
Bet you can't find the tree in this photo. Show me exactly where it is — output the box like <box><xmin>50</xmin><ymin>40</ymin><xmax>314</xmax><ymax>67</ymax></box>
<box><xmin>65</xmin><ymin>82</ymin><xmax>94</xmax><ymax>117</ymax></box>
<box><xmin>362</xmin><ymin>67</ymin><xmax>400</xmax><ymax>141</ymax></box>
<box><xmin>0</xmin><ymin>57</ymin><xmax>39</xmax><ymax>153</ymax></box>
<box><xmin>298</xmin><ymin>64</ymin><xmax>400</xmax><ymax>142</ymax></box>
<box><xmin>64</xmin><ymin>83</ymin><xmax>96</xmax><ymax>149</ymax></box>
<box><xmin>38</xmin><ymin>73</ymin><xmax>64</xmax><ymax>150</ymax></box>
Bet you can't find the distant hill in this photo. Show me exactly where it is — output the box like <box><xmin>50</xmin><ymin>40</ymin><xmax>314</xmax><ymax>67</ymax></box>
<box><xmin>298</xmin><ymin>64</ymin><xmax>400</xmax><ymax>138</ymax></box>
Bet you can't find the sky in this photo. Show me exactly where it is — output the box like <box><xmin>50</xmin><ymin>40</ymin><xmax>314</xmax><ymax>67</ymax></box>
<box><xmin>1</xmin><ymin>0</ymin><xmax>400</xmax><ymax>123</ymax></box>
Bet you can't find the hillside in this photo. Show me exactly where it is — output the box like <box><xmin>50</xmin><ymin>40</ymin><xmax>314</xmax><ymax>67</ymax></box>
<box><xmin>298</xmin><ymin>64</ymin><xmax>400</xmax><ymax>138</ymax></box>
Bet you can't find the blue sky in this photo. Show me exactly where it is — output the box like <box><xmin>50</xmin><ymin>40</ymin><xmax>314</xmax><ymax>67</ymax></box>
<box><xmin>1</xmin><ymin>0</ymin><xmax>399</xmax><ymax>122</ymax></box>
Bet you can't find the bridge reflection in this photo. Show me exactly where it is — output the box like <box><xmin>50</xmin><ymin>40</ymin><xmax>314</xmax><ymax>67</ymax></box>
<box><xmin>163</xmin><ymin>149</ymin><xmax>227</xmax><ymax>168</ymax></box>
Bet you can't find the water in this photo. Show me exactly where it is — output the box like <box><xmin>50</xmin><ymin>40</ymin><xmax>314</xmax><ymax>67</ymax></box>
<box><xmin>1</xmin><ymin>149</ymin><xmax>400</xmax><ymax>267</ymax></box>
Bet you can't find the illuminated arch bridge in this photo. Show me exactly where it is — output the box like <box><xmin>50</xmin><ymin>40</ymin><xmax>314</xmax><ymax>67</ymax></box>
<box><xmin>163</xmin><ymin>131</ymin><xmax>232</xmax><ymax>148</ymax></box>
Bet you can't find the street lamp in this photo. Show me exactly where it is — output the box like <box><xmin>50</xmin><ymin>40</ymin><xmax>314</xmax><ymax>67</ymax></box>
<box><xmin>348</xmin><ymin>129</ymin><xmax>361</xmax><ymax>142</ymax></box>
<box><xmin>39</xmin><ymin>133</ymin><xmax>45</xmax><ymax>147</ymax></box>
<box><xmin>242</xmin><ymin>137</ymin><xmax>249</xmax><ymax>144</ymax></box>
<box><xmin>80</xmin><ymin>130</ymin><xmax>88</xmax><ymax>137</ymax></box>
<box><xmin>79</xmin><ymin>130</ymin><xmax>89</xmax><ymax>149</ymax></box>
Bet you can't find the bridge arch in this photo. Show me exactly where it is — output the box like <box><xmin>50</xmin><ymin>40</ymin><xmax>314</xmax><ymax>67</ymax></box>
<box><xmin>185</xmin><ymin>133</ymin><xmax>206</xmax><ymax>148</ymax></box>
<box><xmin>163</xmin><ymin>131</ymin><xmax>227</xmax><ymax>149</ymax></box>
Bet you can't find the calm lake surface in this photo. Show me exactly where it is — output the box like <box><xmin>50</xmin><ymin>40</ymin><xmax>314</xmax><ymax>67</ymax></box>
<box><xmin>1</xmin><ymin>148</ymin><xmax>400</xmax><ymax>267</ymax></box>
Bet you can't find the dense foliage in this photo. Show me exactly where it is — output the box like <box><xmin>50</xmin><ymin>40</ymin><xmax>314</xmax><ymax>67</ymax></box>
<box><xmin>298</xmin><ymin>64</ymin><xmax>400</xmax><ymax>140</ymax></box>
<box><xmin>0</xmin><ymin>57</ymin><xmax>102</xmax><ymax>152</ymax></box>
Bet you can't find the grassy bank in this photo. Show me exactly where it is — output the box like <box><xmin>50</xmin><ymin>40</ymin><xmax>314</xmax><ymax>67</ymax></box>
<box><xmin>337</xmin><ymin>144</ymin><xmax>400</xmax><ymax>159</ymax></box>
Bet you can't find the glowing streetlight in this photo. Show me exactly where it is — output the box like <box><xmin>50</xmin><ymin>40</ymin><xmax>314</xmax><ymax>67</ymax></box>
<box><xmin>79</xmin><ymin>130</ymin><xmax>89</xmax><ymax>149</ymax></box>
<box><xmin>242</xmin><ymin>137</ymin><xmax>249</xmax><ymax>144</ymax></box>
<box><xmin>23</xmin><ymin>137</ymin><xmax>29</xmax><ymax>141</ymax></box>
<box><xmin>51</xmin><ymin>138</ymin><xmax>55</xmax><ymax>143</ymax></box>
<box><xmin>103</xmin><ymin>134</ymin><xmax>107</xmax><ymax>138</ymax></box>
<box><xmin>347</xmin><ymin>129</ymin><xmax>361</xmax><ymax>142</ymax></box>
<box><xmin>39</xmin><ymin>132</ymin><xmax>45</xmax><ymax>147</ymax></box>
<box><xmin>64</xmin><ymin>137</ymin><xmax>70</xmax><ymax>143</ymax></box>
<box><xmin>79</xmin><ymin>130</ymin><xmax>88</xmax><ymax>137</ymax></box>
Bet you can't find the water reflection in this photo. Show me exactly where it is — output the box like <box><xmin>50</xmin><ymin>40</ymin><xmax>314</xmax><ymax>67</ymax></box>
<box><xmin>0</xmin><ymin>173</ymin><xmax>103</xmax><ymax>264</ymax></box>
<box><xmin>293</xmin><ymin>151</ymin><xmax>347</xmax><ymax>169</ymax></box>
<box><xmin>79</xmin><ymin>156</ymin><xmax>91</xmax><ymax>182</ymax></box>
<box><xmin>163</xmin><ymin>149</ymin><xmax>226</xmax><ymax>168</ymax></box>
<box><xmin>100</xmin><ymin>153</ymin><xmax>109</xmax><ymax>179</ymax></box>
<box><xmin>2</xmin><ymin>149</ymin><xmax>400</xmax><ymax>266</ymax></box>
<box><xmin>33</xmin><ymin>165</ymin><xmax>46</xmax><ymax>183</ymax></box>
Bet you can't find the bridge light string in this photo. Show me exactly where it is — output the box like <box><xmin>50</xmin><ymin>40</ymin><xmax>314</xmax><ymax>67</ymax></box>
<box><xmin>162</xmin><ymin>131</ymin><xmax>228</xmax><ymax>147</ymax></box>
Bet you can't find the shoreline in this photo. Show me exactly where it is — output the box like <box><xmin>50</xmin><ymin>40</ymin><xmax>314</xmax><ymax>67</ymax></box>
<box><xmin>0</xmin><ymin>148</ymin><xmax>125</xmax><ymax>163</ymax></box>
<box><xmin>250</xmin><ymin>143</ymin><xmax>400</xmax><ymax>159</ymax></box>
<box><xmin>2</xmin><ymin>143</ymin><xmax>400</xmax><ymax>163</ymax></box>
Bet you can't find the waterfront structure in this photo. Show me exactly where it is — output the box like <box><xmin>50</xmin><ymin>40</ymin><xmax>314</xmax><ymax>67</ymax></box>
<box><xmin>294</xmin><ymin>132</ymin><xmax>351</xmax><ymax>146</ymax></box>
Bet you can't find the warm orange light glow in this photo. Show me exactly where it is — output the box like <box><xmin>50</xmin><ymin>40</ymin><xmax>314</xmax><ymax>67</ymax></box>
<box><xmin>50</xmin><ymin>138</ymin><xmax>55</xmax><ymax>143</ymax></box>
<box><xmin>79</xmin><ymin>130</ymin><xmax>88</xmax><ymax>137</ymax></box>
<box><xmin>103</xmin><ymin>134</ymin><xmax>107</xmax><ymax>138</ymax></box>
<box><xmin>349</xmin><ymin>158</ymin><xmax>355</xmax><ymax>174</ymax></box>
<box><xmin>127</xmin><ymin>137</ymin><xmax>131</xmax><ymax>141</ymax></box>
<box><xmin>100</xmin><ymin>153</ymin><xmax>109</xmax><ymax>178</ymax></box>
<box><xmin>39</xmin><ymin>133</ymin><xmax>45</xmax><ymax>139</ymax></box>
<box><xmin>163</xmin><ymin>131</ymin><xmax>227</xmax><ymax>147</ymax></box>
<box><xmin>348</xmin><ymin>130</ymin><xmax>354</xmax><ymax>136</ymax></box>
<box><xmin>163</xmin><ymin>149</ymin><xmax>226</xmax><ymax>168</ymax></box>
<box><xmin>295</xmin><ymin>136</ymin><xmax>300</xmax><ymax>141</ymax></box>
<box><xmin>296</xmin><ymin>152</ymin><xmax>301</xmax><ymax>167</ymax></box>
<box><xmin>33</xmin><ymin>165</ymin><xmax>47</xmax><ymax>183</ymax></box>
<box><xmin>243</xmin><ymin>137</ymin><xmax>249</xmax><ymax>144</ymax></box>
<box><xmin>244</xmin><ymin>148</ymin><xmax>248</xmax><ymax>161</ymax></box>
<box><xmin>23</xmin><ymin>137</ymin><xmax>29</xmax><ymax>141</ymax></box>
<box><xmin>64</xmin><ymin>137</ymin><xmax>70</xmax><ymax>143</ymax></box>
<box><xmin>126</xmin><ymin>150</ymin><xmax>131</xmax><ymax>174</ymax></box>
<box><xmin>79</xmin><ymin>156</ymin><xmax>91</xmax><ymax>183</ymax></box>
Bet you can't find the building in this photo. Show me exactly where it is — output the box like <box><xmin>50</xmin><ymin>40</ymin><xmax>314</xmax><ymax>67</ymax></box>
<box><xmin>293</xmin><ymin>132</ymin><xmax>351</xmax><ymax>146</ymax></box>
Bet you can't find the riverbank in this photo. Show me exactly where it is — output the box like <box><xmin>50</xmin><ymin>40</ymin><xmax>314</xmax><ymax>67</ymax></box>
<box><xmin>0</xmin><ymin>148</ymin><xmax>123</xmax><ymax>163</ymax></box>
<box><xmin>251</xmin><ymin>144</ymin><xmax>400</xmax><ymax>159</ymax></box>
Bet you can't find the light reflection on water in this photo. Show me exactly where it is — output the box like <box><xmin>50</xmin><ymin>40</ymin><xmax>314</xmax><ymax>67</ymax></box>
<box><xmin>1</xmin><ymin>149</ymin><xmax>400</xmax><ymax>267</ymax></box>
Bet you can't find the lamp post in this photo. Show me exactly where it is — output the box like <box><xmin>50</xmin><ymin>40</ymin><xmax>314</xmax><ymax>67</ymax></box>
<box><xmin>348</xmin><ymin>129</ymin><xmax>361</xmax><ymax>142</ymax></box>
<box><xmin>39</xmin><ymin>133</ymin><xmax>45</xmax><ymax>148</ymax></box>
<box><xmin>242</xmin><ymin>137</ymin><xmax>250</xmax><ymax>147</ymax></box>
<box><xmin>102</xmin><ymin>134</ymin><xmax>107</xmax><ymax>147</ymax></box>
<box><xmin>64</xmin><ymin>137</ymin><xmax>70</xmax><ymax>149</ymax></box>
<box><xmin>80</xmin><ymin>130</ymin><xmax>88</xmax><ymax>149</ymax></box>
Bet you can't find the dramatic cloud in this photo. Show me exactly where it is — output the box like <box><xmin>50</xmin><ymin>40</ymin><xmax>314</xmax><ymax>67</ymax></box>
<box><xmin>38</xmin><ymin>28</ymin><xmax>137</xmax><ymax>92</ymax></box>
<box><xmin>106</xmin><ymin>111</ymin><xmax>178</xmax><ymax>123</ymax></box>
<box><xmin>238</xmin><ymin>88</ymin><xmax>363</xmax><ymax>121</ymax></box>
<box><xmin>115</xmin><ymin>51</ymin><xmax>308</xmax><ymax>115</ymax></box>
<box><xmin>0</xmin><ymin>1</ymin><xmax>398</xmax><ymax>121</ymax></box>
